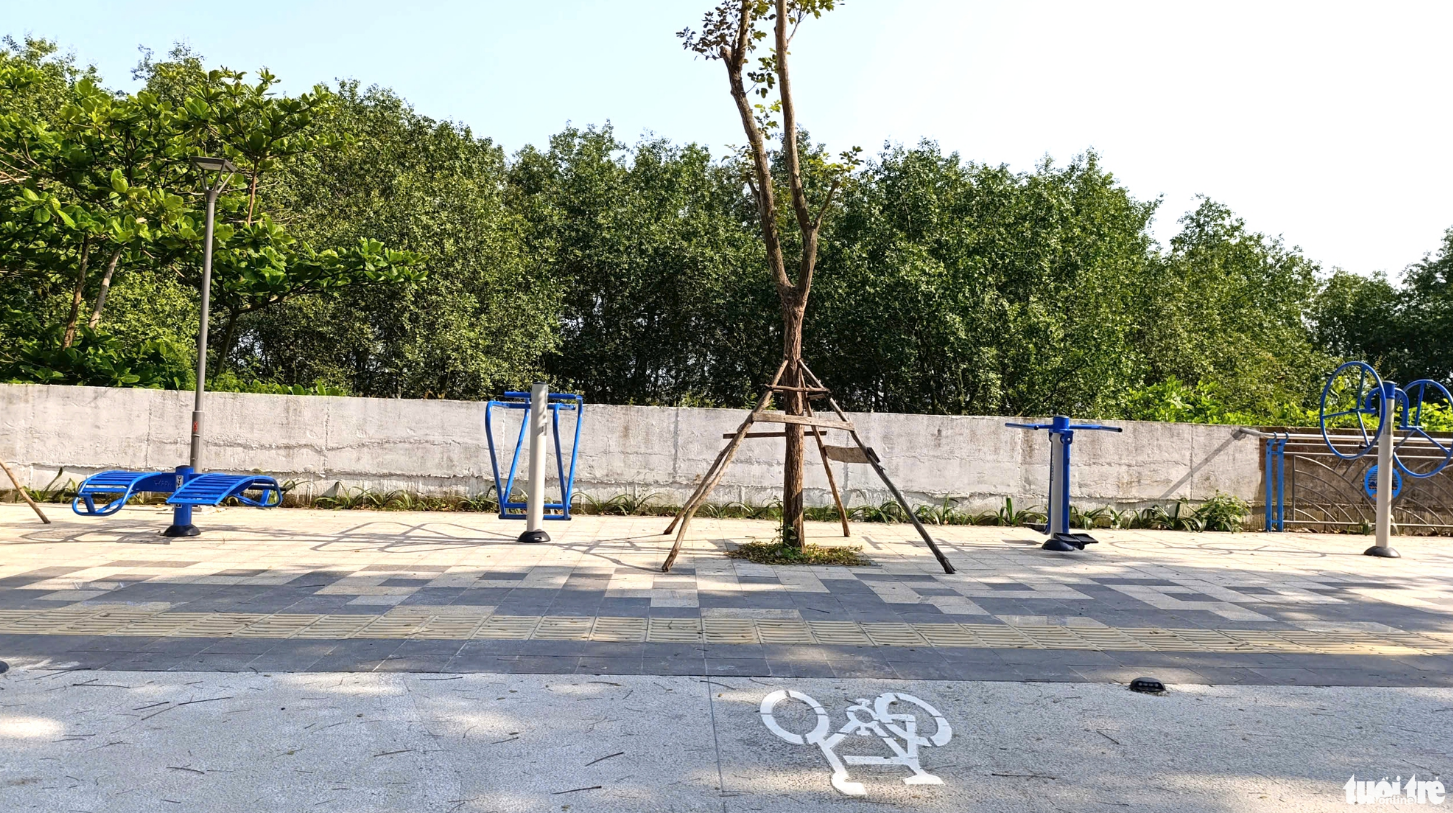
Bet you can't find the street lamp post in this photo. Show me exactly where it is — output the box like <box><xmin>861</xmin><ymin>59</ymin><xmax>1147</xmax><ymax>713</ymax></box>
<box><xmin>164</xmin><ymin>156</ymin><xmax>237</xmax><ymax>538</ymax></box>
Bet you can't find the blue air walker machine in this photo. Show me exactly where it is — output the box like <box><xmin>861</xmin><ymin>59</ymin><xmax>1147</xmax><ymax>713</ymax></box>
<box><xmin>485</xmin><ymin>383</ymin><xmax>583</xmax><ymax>543</ymax></box>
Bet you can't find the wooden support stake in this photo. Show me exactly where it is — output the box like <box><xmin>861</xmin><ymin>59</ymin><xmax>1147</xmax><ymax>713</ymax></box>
<box><xmin>0</xmin><ymin>459</ymin><xmax>50</xmax><ymax>524</ymax></box>
<box><xmin>662</xmin><ymin>420</ymin><xmax>752</xmax><ymax>572</ymax></box>
<box><xmin>805</xmin><ymin>399</ymin><xmax>850</xmax><ymax>537</ymax></box>
<box><xmin>767</xmin><ymin>385</ymin><xmax>830</xmax><ymax>396</ymax></box>
<box><xmin>665</xmin><ymin>358</ymin><xmax>790</xmax><ymax>537</ymax></box>
<box><xmin>752</xmin><ymin>412</ymin><xmax>854</xmax><ymax>430</ymax></box>
<box><xmin>798</xmin><ymin>361</ymin><xmax>955</xmax><ymax>574</ymax></box>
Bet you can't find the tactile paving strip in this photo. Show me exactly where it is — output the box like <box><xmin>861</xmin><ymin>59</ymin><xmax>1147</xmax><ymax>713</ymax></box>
<box><xmin>647</xmin><ymin>617</ymin><xmax>703</xmax><ymax>643</ymax></box>
<box><xmin>473</xmin><ymin>615</ymin><xmax>539</xmax><ymax>640</ymax></box>
<box><xmin>533</xmin><ymin>616</ymin><xmax>594</xmax><ymax>641</ymax></box>
<box><xmin>590</xmin><ymin>617</ymin><xmax>647</xmax><ymax>642</ymax></box>
<box><xmin>703</xmin><ymin>618</ymin><xmax>758</xmax><ymax>644</ymax></box>
<box><xmin>1</xmin><ymin>606</ymin><xmax>1450</xmax><ymax>655</ymax></box>
<box><xmin>755</xmin><ymin>620</ymin><xmax>814</xmax><ymax>644</ymax></box>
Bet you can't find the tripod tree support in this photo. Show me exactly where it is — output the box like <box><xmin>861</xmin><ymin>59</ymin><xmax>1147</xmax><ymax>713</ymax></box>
<box><xmin>661</xmin><ymin>359</ymin><xmax>955</xmax><ymax>574</ymax></box>
<box><xmin>1</xmin><ymin>459</ymin><xmax>50</xmax><ymax>524</ymax></box>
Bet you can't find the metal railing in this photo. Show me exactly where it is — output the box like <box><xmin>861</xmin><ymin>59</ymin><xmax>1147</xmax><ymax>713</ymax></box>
<box><xmin>1239</xmin><ymin>428</ymin><xmax>1453</xmax><ymax>533</ymax></box>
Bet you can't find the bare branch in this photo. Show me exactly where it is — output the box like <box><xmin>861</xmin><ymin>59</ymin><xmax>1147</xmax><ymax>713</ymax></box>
<box><xmin>774</xmin><ymin>0</ymin><xmax>815</xmax><ymax>248</ymax></box>
<box><xmin>723</xmin><ymin>0</ymin><xmax>793</xmax><ymax>295</ymax></box>
<box><xmin>812</xmin><ymin>178</ymin><xmax>841</xmax><ymax>231</ymax></box>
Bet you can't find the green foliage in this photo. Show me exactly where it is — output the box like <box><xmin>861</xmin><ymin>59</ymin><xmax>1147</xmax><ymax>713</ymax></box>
<box><xmin>696</xmin><ymin>498</ymin><xmax>783</xmax><ymax>520</ymax></box>
<box><xmin>1192</xmin><ymin>492</ymin><xmax>1251</xmax><ymax>532</ymax></box>
<box><xmin>250</xmin><ymin>82</ymin><xmax>555</xmax><ymax>399</ymax></box>
<box><xmin>1121</xmin><ymin>377</ymin><xmax>1315</xmax><ymax>426</ymax></box>
<box><xmin>1131</xmin><ymin>199</ymin><xmax>1332</xmax><ymax>421</ymax></box>
<box><xmin>16</xmin><ymin>468</ymin><xmax>78</xmax><ymax>503</ymax></box>
<box><xmin>207</xmin><ymin>370</ymin><xmax>349</xmax><ymax>396</ymax></box>
<box><xmin>516</xmin><ymin>126</ymin><xmax>773</xmax><ymax>405</ymax></box>
<box><xmin>311</xmin><ymin>486</ymin><xmax>498</xmax><ymax>512</ymax></box>
<box><xmin>0</xmin><ymin>40</ymin><xmax>419</xmax><ymax>391</ymax></box>
<box><xmin>0</xmin><ymin>325</ymin><xmax>188</xmax><ymax>387</ymax></box>
<box><xmin>577</xmin><ymin>491</ymin><xmax>672</xmax><ymax>517</ymax></box>
<box><xmin>203</xmin><ymin>483</ymin><xmax>1249</xmax><ymax>537</ymax></box>
<box><xmin>1314</xmin><ymin>228</ymin><xmax>1453</xmax><ymax>390</ymax></box>
<box><xmin>814</xmin><ymin>147</ymin><xmax>1155</xmax><ymax>416</ymax></box>
<box><xmin>6</xmin><ymin>36</ymin><xmax>1453</xmax><ymax>426</ymax></box>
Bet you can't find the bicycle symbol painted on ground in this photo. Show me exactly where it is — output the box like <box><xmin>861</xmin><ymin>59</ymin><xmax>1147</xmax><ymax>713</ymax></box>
<box><xmin>759</xmin><ymin>689</ymin><xmax>953</xmax><ymax>796</ymax></box>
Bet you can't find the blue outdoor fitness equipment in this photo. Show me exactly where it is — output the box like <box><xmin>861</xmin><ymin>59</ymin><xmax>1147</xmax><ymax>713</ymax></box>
<box><xmin>1363</xmin><ymin>465</ymin><xmax>1401</xmax><ymax>500</ymax></box>
<box><xmin>485</xmin><ymin>391</ymin><xmax>583</xmax><ymax>523</ymax></box>
<box><xmin>73</xmin><ymin>468</ymin><xmax>282</xmax><ymax>534</ymax></box>
<box><xmin>70</xmin><ymin>157</ymin><xmax>282</xmax><ymax>536</ymax></box>
<box><xmin>1262</xmin><ymin>430</ymin><xmax>1289</xmax><ymax>532</ymax></box>
<box><xmin>1318</xmin><ymin>360</ymin><xmax>1453</xmax><ymax>557</ymax></box>
<box><xmin>1005</xmin><ymin>416</ymin><xmax>1122</xmax><ymax>551</ymax></box>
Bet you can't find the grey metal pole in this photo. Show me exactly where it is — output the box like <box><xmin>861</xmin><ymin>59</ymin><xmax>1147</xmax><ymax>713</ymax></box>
<box><xmin>1367</xmin><ymin>389</ymin><xmax>1400</xmax><ymax>558</ymax></box>
<box><xmin>188</xmin><ymin>184</ymin><xmax>219</xmax><ymax>472</ymax></box>
<box><xmin>1048</xmin><ymin>434</ymin><xmax>1067</xmax><ymax>537</ymax></box>
<box><xmin>518</xmin><ymin>382</ymin><xmax>550</xmax><ymax>544</ymax></box>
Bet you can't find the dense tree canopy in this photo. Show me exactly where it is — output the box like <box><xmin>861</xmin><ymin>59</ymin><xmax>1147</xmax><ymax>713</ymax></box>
<box><xmin>2</xmin><ymin>37</ymin><xmax>1447</xmax><ymax>423</ymax></box>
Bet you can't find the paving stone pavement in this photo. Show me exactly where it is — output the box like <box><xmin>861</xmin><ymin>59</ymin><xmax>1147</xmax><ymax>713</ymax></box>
<box><xmin>2</xmin><ymin>504</ymin><xmax>1451</xmax><ymax>686</ymax></box>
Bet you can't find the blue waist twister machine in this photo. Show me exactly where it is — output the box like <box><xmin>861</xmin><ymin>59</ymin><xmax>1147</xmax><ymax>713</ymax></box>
<box><xmin>485</xmin><ymin>387</ymin><xmax>582</xmax><ymax>542</ymax></box>
<box><xmin>1006</xmin><ymin>416</ymin><xmax>1122</xmax><ymax>551</ymax></box>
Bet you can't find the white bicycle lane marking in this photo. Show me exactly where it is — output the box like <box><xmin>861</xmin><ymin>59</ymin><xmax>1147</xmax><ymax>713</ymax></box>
<box><xmin>759</xmin><ymin>689</ymin><xmax>952</xmax><ymax>796</ymax></box>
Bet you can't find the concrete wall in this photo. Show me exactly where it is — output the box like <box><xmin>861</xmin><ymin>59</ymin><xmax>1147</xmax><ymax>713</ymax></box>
<box><xmin>0</xmin><ymin>383</ymin><xmax>1263</xmax><ymax>509</ymax></box>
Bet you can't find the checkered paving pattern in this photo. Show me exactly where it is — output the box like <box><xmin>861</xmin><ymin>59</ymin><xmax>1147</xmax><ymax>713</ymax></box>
<box><xmin>1</xmin><ymin>504</ymin><xmax>1451</xmax><ymax>685</ymax></box>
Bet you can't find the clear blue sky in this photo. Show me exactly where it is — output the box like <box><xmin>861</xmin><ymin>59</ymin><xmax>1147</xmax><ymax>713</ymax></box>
<box><xmin>5</xmin><ymin>0</ymin><xmax>1452</xmax><ymax>276</ymax></box>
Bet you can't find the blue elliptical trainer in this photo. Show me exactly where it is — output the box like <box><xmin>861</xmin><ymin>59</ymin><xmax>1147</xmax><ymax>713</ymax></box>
<box><xmin>1006</xmin><ymin>416</ymin><xmax>1123</xmax><ymax>551</ymax></box>
<box><xmin>71</xmin><ymin>157</ymin><xmax>282</xmax><ymax>535</ymax></box>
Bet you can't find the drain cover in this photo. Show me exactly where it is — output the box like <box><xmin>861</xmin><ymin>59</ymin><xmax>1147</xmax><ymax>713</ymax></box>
<box><xmin>1129</xmin><ymin>676</ymin><xmax>1165</xmax><ymax>694</ymax></box>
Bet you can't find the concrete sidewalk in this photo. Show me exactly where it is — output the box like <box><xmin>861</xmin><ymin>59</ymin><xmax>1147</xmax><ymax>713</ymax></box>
<box><xmin>0</xmin><ymin>668</ymin><xmax>1446</xmax><ymax>812</ymax></box>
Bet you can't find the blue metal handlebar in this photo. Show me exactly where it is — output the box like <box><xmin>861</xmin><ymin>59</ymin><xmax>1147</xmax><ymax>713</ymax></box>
<box><xmin>500</xmin><ymin>391</ymin><xmax>582</xmax><ymax>407</ymax></box>
<box><xmin>1004</xmin><ymin>417</ymin><xmax>1122</xmax><ymax>433</ymax></box>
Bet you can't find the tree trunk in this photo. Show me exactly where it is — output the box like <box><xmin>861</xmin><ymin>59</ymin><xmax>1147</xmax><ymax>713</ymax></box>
<box><xmin>216</xmin><ymin>310</ymin><xmax>242</xmax><ymax>374</ymax></box>
<box><xmin>86</xmin><ymin>246</ymin><xmax>124</xmax><ymax>330</ymax></box>
<box><xmin>246</xmin><ymin>170</ymin><xmax>259</xmax><ymax>225</ymax></box>
<box><xmin>60</xmin><ymin>236</ymin><xmax>92</xmax><ymax>349</ymax></box>
<box><xmin>781</xmin><ymin>296</ymin><xmax>806</xmax><ymax>547</ymax></box>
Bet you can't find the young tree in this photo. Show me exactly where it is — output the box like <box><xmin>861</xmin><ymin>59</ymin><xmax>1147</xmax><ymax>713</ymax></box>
<box><xmin>681</xmin><ymin>0</ymin><xmax>855</xmax><ymax>546</ymax></box>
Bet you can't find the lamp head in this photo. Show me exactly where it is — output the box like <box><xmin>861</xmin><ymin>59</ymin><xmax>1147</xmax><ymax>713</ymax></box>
<box><xmin>190</xmin><ymin>156</ymin><xmax>238</xmax><ymax>173</ymax></box>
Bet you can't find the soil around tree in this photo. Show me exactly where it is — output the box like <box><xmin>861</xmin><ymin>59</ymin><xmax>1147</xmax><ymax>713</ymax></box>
<box><xmin>725</xmin><ymin>540</ymin><xmax>871</xmax><ymax>567</ymax></box>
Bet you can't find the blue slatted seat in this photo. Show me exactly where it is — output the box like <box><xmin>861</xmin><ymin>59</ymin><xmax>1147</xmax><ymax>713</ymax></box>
<box><xmin>167</xmin><ymin>473</ymin><xmax>282</xmax><ymax>508</ymax></box>
<box><xmin>73</xmin><ymin>471</ymin><xmax>180</xmax><ymax>516</ymax></box>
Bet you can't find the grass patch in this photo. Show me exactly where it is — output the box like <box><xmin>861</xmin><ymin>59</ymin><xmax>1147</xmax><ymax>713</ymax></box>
<box><xmin>725</xmin><ymin>540</ymin><xmax>871</xmax><ymax>567</ymax></box>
